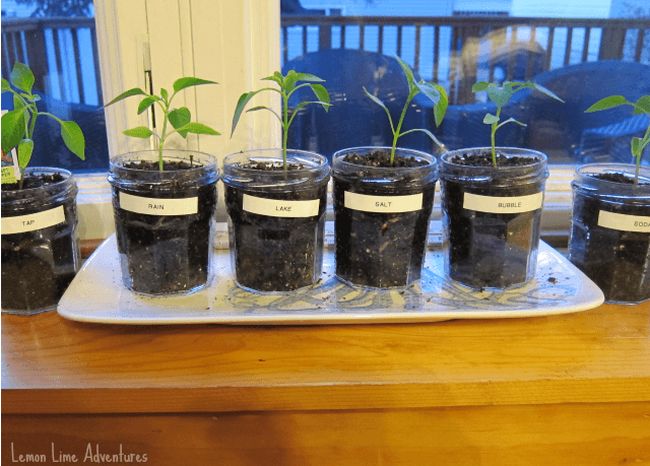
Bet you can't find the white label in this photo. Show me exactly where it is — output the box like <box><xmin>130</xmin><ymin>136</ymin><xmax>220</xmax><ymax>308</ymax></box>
<box><xmin>1</xmin><ymin>206</ymin><xmax>65</xmax><ymax>235</ymax></box>
<box><xmin>242</xmin><ymin>194</ymin><xmax>320</xmax><ymax>218</ymax></box>
<box><xmin>598</xmin><ymin>210</ymin><xmax>650</xmax><ymax>233</ymax></box>
<box><xmin>344</xmin><ymin>192</ymin><xmax>423</xmax><ymax>213</ymax></box>
<box><xmin>119</xmin><ymin>192</ymin><xmax>198</xmax><ymax>216</ymax></box>
<box><xmin>463</xmin><ymin>192</ymin><xmax>544</xmax><ymax>214</ymax></box>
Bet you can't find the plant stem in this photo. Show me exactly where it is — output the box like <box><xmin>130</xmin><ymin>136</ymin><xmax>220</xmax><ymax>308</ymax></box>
<box><xmin>282</xmin><ymin>90</ymin><xmax>289</xmax><ymax>169</ymax></box>
<box><xmin>490</xmin><ymin>107</ymin><xmax>502</xmax><ymax>167</ymax></box>
<box><xmin>158</xmin><ymin>102</ymin><xmax>170</xmax><ymax>172</ymax></box>
<box><xmin>390</xmin><ymin>90</ymin><xmax>416</xmax><ymax>165</ymax></box>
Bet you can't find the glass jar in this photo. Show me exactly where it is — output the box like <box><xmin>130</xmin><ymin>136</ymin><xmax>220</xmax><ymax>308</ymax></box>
<box><xmin>569</xmin><ymin>163</ymin><xmax>650</xmax><ymax>303</ymax></box>
<box><xmin>222</xmin><ymin>149</ymin><xmax>330</xmax><ymax>292</ymax></box>
<box><xmin>332</xmin><ymin>146</ymin><xmax>438</xmax><ymax>288</ymax></box>
<box><xmin>440</xmin><ymin>147</ymin><xmax>548</xmax><ymax>289</ymax></box>
<box><xmin>1</xmin><ymin>167</ymin><xmax>79</xmax><ymax>314</ymax></box>
<box><xmin>108</xmin><ymin>150</ymin><xmax>218</xmax><ymax>295</ymax></box>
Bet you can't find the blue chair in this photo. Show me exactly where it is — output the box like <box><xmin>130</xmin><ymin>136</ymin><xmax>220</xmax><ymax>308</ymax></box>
<box><xmin>519</xmin><ymin>60</ymin><xmax>650</xmax><ymax>163</ymax></box>
<box><xmin>283</xmin><ymin>49</ymin><xmax>422</xmax><ymax>159</ymax></box>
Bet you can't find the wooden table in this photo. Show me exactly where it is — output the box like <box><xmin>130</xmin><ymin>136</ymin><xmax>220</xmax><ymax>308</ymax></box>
<box><xmin>3</xmin><ymin>303</ymin><xmax>650</xmax><ymax>465</ymax></box>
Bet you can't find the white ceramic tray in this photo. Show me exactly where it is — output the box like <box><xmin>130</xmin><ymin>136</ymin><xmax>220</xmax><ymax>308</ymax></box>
<box><xmin>58</xmin><ymin>234</ymin><xmax>604</xmax><ymax>325</ymax></box>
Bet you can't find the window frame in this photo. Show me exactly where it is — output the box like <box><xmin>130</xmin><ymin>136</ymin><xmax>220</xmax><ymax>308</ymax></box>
<box><xmin>80</xmin><ymin>0</ymin><xmax>575</xmax><ymax>242</ymax></box>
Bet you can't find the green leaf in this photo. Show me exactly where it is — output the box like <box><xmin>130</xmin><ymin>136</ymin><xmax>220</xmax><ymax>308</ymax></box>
<box><xmin>176</xmin><ymin>122</ymin><xmax>220</xmax><ymax>136</ymax></box>
<box><xmin>123</xmin><ymin>126</ymin><xmax>153</xmax><ymax>138</ymax></box>
<box><xmin>363</xmin><ymin>87</ymin><xmax>389</xmax><ymax>113</ymax></box>
<box><xmin>363</xmin><ymin>86</ymin><xmax>395</xmax><ymax>132</ymax></box>
<box><xmin>631</xmin><ymin>137</ymin><xmax>643</xmax><ymax>157</ymax></box>
<box><xmin>472</xmin><ymin>82</ymin><xmax>490</xmax><ymax>92</ymax></box>
<box><xmin>530</xmin><ymin>82</ymin><xmax>564</xmax><ymax>103</ymax></box>
<box><xmin>59</xmin><ymin>120</ymin><xmax>85</xmax><ymax>160</ymax></box>
<box><xmin>17</xmin><ymin>138</ymin><xmax>33</xmax><ymax>169</ymax></box>
<box><xmin>284</xmin><ymin>70</ymin><xmax>325</xmax><ymax>91</ymax></box>
<box><xmin>10</xmin><ymin>62</ymin><xmax>35</xmax><ymax>94</ymax></box>
<box><xmin>231</xmin><ymin>89</ymin><xmax>267</xmax><ymax>136</ymax></box>
<box><xmin>292</xmin><ymin>101</ymin><xmax>332</xmax><ymax>116</ymax></box>
<box><xmin>497</xmin><ymin>117</ymin><xmax>527</xmax><ymax>129</ymax></box>
<box><xmin>416</xmin><ymin>81</ymin><xmax>441</xmax><ymax>105</ymax></box>
<box><xmin>246</xmin><ymin>105</ymin><xmax>271</xmax><ymax>113</ymax></box>
<box><xmin>13</xmin><ymin>93</ymin><xmax>27</xmax><ymax>111</ymax></box>
<box><xmin>169</xmin><ymin>107</ymin><xmax>192</xmax><ymax>137</ymax></box>
<box><xmin>486</xmin><ymin>86</ymin><xmax>514</xmax><ymax>108</ymax></box>
<box><xmin>137</xmin><ymin>95</ymin><xmax>159</xmax><ymax>114</ymax></box>
<box><xmin>585</xmin><ymin>95</ymin><xmax>629</xmax><ymax>113</ymax></box>
<box><xmin>291</xmin><ymin>72</ymin><xmax>325</xmax><ymax>83</ymax></box>
<box><xmin>105</xmin><ymin>87</ymin><xmax>147</xmax><ymax>107</ymax></box>
<box><xmin>395</xmin><ymin>56</ymin><xmax>416</xmax><ymax>90</ymax></box>
<box><xmin>172</xmin><ymin>77</ymin><xmax>218</xmax><ymax>93</ymax></box>
<box><xmin>262</xmin><ymin>71</ymin><xmax>284</xmax><ymax>87</ymax></box>
<box><xmin>1</xmin><ymin>109</ymin><xmax>26</xmax><ymax>153</ymax></box>
<box><xmin>433</xmin><ymin>84</ymin><xmax>448</xmax><ymax>127</ymax></box>
<box><xmin>633</xmin><ymin>95</ymin><xmax>650</xmax><ymax>115</ymax></box>
<box><xmin>416</xmin><ymin>82</ymin><xmax>448</xmax><ymax>126</ymax></box>
<box><xmin>244</xmin><ymin>106</ymin><xmax>283</xmax><ymax>125</ymax></box>
<box><xmin>483</xmin><ymin>113</ymin><xmax>500</xmax><ymax>125</ymax></box>
<box><xmin>308</xmin><ymin>84</ymin><xmax>331</xmax><ymax>111</ymax></box>
<box><xmin>1</xmin><ymin>78</ymin><xmax>11</xmax><ymax>92</ymax></box>
<box><xmin>160</xmin><ymin>88</ymin><xmax>169</xmax><ymax>102</ymax></box>
<box><xmin>169</xmin><ymin>107</ymin><xmax>191</xmax><ymax>128</ymax></box>
<box><xmin>399</xmin><ymin>128</ymin><xmax>444</xmax><ymax>148</ymax></box>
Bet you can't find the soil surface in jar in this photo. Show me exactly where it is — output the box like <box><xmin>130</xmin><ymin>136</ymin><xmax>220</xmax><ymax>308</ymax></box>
<box><xmin>570</xmin><ymin>171</ymin><xmax>650</xmax><ymax>302</ymax></box>
<box><xmin>112</xmin><ymin>160</ymin><xmax>217</xmax><ymax>294</ymax></box>
<box><xmin>333</xmin><ymin>150</ymin><xmax>435</xmax><ymax>288</ymax></box>
<box><xmin>225</xmin><ymin>161</ymin><xmax>328</xmax><ymax>292</ymax></box>
<box><xmin>442</xmin><ymin>150</ymin><xmax>544</xmax><ymax>289</ymax></box>
<box><xmin>2</xmin><ymin>173</ymin><xmax>79</xmax><ymax>312</ymax></box>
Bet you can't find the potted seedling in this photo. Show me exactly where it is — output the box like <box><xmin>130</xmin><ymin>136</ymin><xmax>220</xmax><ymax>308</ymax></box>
<box><xmin>569</xmin><ymin>94</ymin><xmax>650</xmax><ymax>303</ymax></box>
<box><xmin>439</xmin><ymin>80</ymin><xmax>563</xmax><ymax>289</ymax></box>
<box><xmin>226</xmin><ymin>70</ymin><xmax>331</xmax><ymax>292</ymax></box>
<box><xmin>332</xmin><ymin>56</ymin><xmax>447</xmax><ymax>288</ymax></box>
<box><xmin>105</xmin><ymin>77</ymin><xmax>220</xmax><ymax>295</ymax></box>
<box><xmin>1</xmin><ymin>62</ymin><xmax>85</xmax><ymax>313</ymax></box>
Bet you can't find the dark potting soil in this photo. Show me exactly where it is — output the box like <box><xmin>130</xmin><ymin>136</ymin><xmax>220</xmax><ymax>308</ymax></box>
<box><xmin>112</xmin><ymin>161</ymin><xmax>217</xmax><ymax>294</ymax></box>
<box><xmin>2</xmin><ymin>173</ymin><xmax>65</xmax><ymax>191</ymax></box>
<box><xmin>447</xmin><ymin>150</ymin><xmax>539</xmax><ymax>167</ymax></box>
<box><xmin>225</xmin><ymin>183</ymin><xmax>328</xmax><ymax>292</ymax></box>
<box><xmin>342</xmin><ymin>150</ymin><xmax>429</xmax><ymax>168</ymax></box>
<box><xmin>443</xmin><ymin>150</ymin><xmax>545</xmax><ymax>289</ymax></box>
<box><xmin>334</xmin><ymin>152</ymin><xmax>435</xmax><ymax>288</ymax></box>
<box><xmin>1</xmin><ymin>173</ymin><xmax>79</xmax><ymax>312</ymax></box>
<box><xmin>124</xmin><ymin>160</ymin><xmax>200</xmax><ymax>171</ymax></box>
<box><xmin>569</xmin><ymin>171</ymin><xmax>650</xmax><ymax>302</ymax></box>
<box><xmin>235</xmin><ymin>160</ymin><xmax>305</xmax><ymax>171</ymax></box>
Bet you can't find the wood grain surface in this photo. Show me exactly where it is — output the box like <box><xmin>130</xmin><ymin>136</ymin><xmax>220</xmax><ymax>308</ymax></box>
<box><xmin>2</xmin><ymin>402</ymin><xmax>649</xmax><ymax>466</ymax></box>
<box><xmin>3</xmin><ymin>303</ymin><xmax>650</xmax><ymax>464</ymax></box>
<box><xmin>3</xmin><ymin>303</ymin><xmax>650</xmax><ymax>415</ymax></box>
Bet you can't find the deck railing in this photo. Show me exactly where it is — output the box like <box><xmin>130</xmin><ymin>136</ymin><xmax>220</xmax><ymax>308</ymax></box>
<box><xmin>1</xmin><ymin>17</ymin><xmax>101</xmax><ymax>105</ymax></box>
<box><xmin>2</xmin><ymin>16</ymin><xmax>648</xmax><ymax>107</ymax></box>
<box><xmin>281</xmin><ymin>16</ymin><xmax>650</xmax><ymax>104</ymax></box>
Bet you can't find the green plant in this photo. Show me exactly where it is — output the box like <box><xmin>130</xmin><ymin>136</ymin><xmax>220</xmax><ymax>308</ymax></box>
<box><xmin>230</xmin><ymin>70</ymin><xmax>331</xmax><ymax>168</ymax></box>
<box><xmin>106</xmin><ymin>77</ymin><xmax>220</xmax><ymax>171</ymax></box>
<box><xmin>1</xmin><ymin>62</ymin><xmax>85</xmax><ymax>185</ymax></box>
<box><xmin>585</xmin><ymin>94</ymin><xmax>650</xmax><ymax>184</ymax></box>
<box><xmin>472</xmin><ymin>80</ymin><xmax>564</xmax><ymax>167</ymax></box>
<box><xmin>364</xmin><ymin>56</ymin><xmax>448</xmax><ymax>165</ymax></box>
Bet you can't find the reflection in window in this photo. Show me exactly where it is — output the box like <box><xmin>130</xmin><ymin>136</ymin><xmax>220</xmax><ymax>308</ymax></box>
<box><xmin>280</xmin><ymin>0</ymin><xmax>650</xmax><ymax>165</ymax></box>
<box><xmin>1</xmin><ymin>0</ymin><xmax>108</xmax><ymax>172</ymax></box>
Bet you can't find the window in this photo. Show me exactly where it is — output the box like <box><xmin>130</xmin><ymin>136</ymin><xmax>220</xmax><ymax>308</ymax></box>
<box><xmin>280</xmin><ymin>0</ymin><xmax>650</xmax><ymax>167</ymax></box>
<box><xmin>1</xmin><ymin>0</ymin><xmax>109</xmax><ymax>172</ymax></box>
